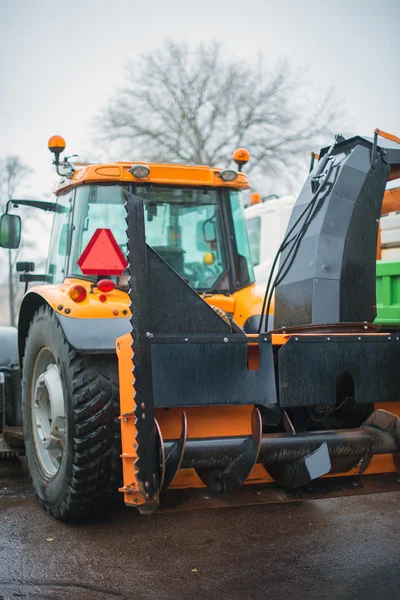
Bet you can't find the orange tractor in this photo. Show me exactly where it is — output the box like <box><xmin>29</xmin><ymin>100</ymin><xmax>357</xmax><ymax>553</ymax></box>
<box><xmin>0</xmin><ymin>130</ymin><xmax>399</xmax><ymax>520</ymax></box>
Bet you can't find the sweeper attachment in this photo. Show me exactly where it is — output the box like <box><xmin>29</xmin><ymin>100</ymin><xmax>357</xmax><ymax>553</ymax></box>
<box><xmin>118</xmin><ymin>130</ymin><xmax>400</xmax><ymax>513</ymax></box>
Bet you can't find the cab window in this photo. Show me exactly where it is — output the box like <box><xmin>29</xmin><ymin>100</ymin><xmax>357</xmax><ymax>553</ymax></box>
<box><xmin>138</xmin><ymin>186</ymin><xmax>227</xmax><ymax>290</ymax></box>
<box><xmin>46</xmin><ymin>190</ymin><xmax>73</xmax><ymax>283</ymax></box>
<box><xmin>228</xmin><ymin>190</ymin><xmax>255</xmax><ymax>285</ymax></box>
<box><xmin>67</xmin><ymin>184</ymin><xmax>228</xmax><ymax>292</ymax></box>
<box><xmin>68</xmin><ymin>185</ymin><xmax>127</xmax><ymax>276</ymax></box>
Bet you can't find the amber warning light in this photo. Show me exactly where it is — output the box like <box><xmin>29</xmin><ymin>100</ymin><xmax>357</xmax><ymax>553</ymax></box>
<box><xmin>48</xmin><ymin>135</ymin><xmax>66</xmax><ymax>163</ymax></box>
<box><xmin>78</xmin><ymin>229</ymin><xmax>127</xmax><ymax>275</ymax></box>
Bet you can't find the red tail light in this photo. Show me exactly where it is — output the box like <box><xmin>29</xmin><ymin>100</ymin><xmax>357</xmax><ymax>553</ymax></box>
<box><xmin>69</xmin><ymin>285</ymin><xmax>87</xmax><ymax>303</ymax></box>
<box><xmin>97</xmin><ymin>279</ymin><xmax>115</xmax><ymax>293</ymax></box>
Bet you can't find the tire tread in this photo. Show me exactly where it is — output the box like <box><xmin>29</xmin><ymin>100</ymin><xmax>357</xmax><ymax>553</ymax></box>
<box><xmin>23</xmin><ymin>306</ymin><xmax>121</xmax><ymax>520</ymax></box>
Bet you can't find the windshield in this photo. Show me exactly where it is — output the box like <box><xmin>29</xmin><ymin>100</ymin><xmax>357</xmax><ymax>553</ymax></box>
<box><xmin>68</xmin><ymin>184</ymin><xmax>229</xmax><ymax>291</ymax></box>
<box><xmin>137</xmin><ymin>186</ymin><xmax>227</xmax><ymax>290</ymax></box>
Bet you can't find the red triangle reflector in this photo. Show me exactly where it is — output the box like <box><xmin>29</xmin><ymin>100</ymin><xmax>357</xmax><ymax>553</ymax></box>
<box><xmin>78</xmin><ymin>229</ymin><xmax>127</xmax><ymax>275</ymax></box>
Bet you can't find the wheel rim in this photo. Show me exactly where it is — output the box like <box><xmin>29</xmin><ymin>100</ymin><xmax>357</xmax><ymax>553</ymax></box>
<box><xmin>31</xmin><ymin>347</ymin><xmax>66</xmax><ymax>478</ymax></box>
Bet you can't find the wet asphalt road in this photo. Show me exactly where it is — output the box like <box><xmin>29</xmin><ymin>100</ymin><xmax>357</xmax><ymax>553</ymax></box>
<box><xmin>0</xmin><ymin>460</ymin><xmax>399</xmax><ymax>600</ymax></box>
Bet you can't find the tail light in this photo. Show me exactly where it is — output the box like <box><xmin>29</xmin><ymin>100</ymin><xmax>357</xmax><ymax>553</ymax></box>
<box><xmin>69</xmin><ymin>285</ymin><xmax>87</xmax><ymax>303</ymax></box>
<box><xmin>97</xmin><ymin>279</ymin><xmax>115</xmax><ymax>293</ymax></box>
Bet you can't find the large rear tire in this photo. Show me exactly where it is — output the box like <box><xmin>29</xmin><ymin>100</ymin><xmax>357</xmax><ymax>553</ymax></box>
<box><xmin>21</xmin><ymin>306</ymin><xmax>121</xmax><ymax>520</ymax></box>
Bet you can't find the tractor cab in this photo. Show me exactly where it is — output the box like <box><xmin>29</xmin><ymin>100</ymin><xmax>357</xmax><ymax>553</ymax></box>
<box><xmin>48</xmin><ymin>177</ymin><xmax>254</xmax><ymax>295</ymax></box>
<box><xmin>0</xmin><ymin>137</ymin><xmax>265</xmax><ymax>335</ymax></box>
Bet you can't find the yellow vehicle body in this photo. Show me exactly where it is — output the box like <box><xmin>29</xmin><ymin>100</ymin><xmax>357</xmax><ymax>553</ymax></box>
<box><xmin>22</xmin><ymin>279</ymin><xmax>265</xmax><ymax>328</ymax></box>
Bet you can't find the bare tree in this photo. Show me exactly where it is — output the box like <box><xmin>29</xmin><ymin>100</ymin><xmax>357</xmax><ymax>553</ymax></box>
<box><xmin>95</xmin><ymin>41</ymin><xmax>346</xmax><ymax>190</ymax></box>
<box><xmin>0</xmin><ymin>156</ymin><xmax>33</xmax><ymax>326</ymax></box>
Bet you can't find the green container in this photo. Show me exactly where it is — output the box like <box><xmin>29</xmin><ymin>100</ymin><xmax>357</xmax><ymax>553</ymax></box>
<box><xmin>375</xmin><ymin>260</ymin><xmax>400</xmax><ymax>325</ymax></box>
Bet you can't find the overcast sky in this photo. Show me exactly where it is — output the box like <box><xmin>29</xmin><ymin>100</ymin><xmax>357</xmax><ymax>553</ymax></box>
<box><xmin>1</xmin><ymin>0</ymin><xmax>399</xmax><ymax>202</ymax></box>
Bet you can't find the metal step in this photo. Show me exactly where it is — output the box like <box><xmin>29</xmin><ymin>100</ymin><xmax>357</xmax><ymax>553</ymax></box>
<box><xmin>0</xmin><ymin>427</ymin><xmax>25</xmax><ymax>458</ymax></box>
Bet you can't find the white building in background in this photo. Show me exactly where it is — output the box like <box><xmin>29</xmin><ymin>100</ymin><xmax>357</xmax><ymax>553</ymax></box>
<box><xmin>245</xmin><ymin>195</ymin><xmax>296</xmax><ymax>286</ymax></box>
<box><xmin>0</xmin><ymin>288</ymin><xmax>10</xmax><ymax>325</ymax></box>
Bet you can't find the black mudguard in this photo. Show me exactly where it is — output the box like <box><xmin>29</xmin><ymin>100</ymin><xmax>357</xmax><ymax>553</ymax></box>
<box><xmin>17</xmin><ymin>292</ymin><xmax>130</xmax><ymax>362</ymax></box>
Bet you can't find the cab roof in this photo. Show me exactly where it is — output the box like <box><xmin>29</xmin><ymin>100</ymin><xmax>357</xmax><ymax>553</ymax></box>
<box><xmin>55</xmin><ymin>161</ymin><xmax>250</xmax><ymax>195</ymax></box>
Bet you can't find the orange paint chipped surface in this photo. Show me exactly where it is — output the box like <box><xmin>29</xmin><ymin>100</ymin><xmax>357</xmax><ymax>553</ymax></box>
<box><xmin>117</xmin><ymin>333</ymin><xmax>145</xmax><ymax>506</ymax></box>
<box><xmin>204</xmin><ymin>294</ymin><xmax>235</xmax><ymax>314</ymax></box>
<box><xmin>382</xmin><ymin>186</ymin><xmax>400</xmax><ymax>215</ymax></box>
<box><xmin>155</xmin><ymin>406</ymin><xmax>253</xmax><ymax>440</ymax></box>
<box><xmin>232</xmin><ymin>283</ymin><xmax>266</xmax><ymax>328</ymax></box>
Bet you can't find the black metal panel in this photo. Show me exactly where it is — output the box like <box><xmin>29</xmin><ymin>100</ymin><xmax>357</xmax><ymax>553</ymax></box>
<box><xmin>278</xmin><ymin>335</ymin><xmax>400</xmax><ymax>407</ymax></box>
<box><xmin>124</xmin><ymin>191</ymin><xmax>278</xmax><ymax>496</ymax></box>
<box><xmin>318</xmin><ymin>134</ymin><xmax>400</xmax><ymax>167</ymax></box>
<box><xmin>243</xmin><ymin>315</ymin><xmax>260</xmax><ymax>333</ymax></box>
<box><xmin>145</xmin><ymin>245</ymin><xmax>233</xmax><ymax>335</ymax></box>
<box><xmin>151</xmin><ymin>336</ymin><xmax>277</xmax><ymax>407</ymax></box>
<box><xmin>124</xmin><ymin>190</ymin><xmax>243</xmax><ymax>500</ymax></box>
<box><xmin>274</xmin><ymin>138</ymin><xmax>390</xmax><ymax>328</ymax></box>
<box><xmin>126</xmin><ymin>192</ymin><xmax>159</xmax><ymax>500</ymax></box>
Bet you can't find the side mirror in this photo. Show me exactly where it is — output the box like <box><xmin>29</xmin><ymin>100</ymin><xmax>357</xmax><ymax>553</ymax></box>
<box><xmin>0</xmin><ymin>213</ymin><xmax>21</xmax><ymax>249</ymax></box>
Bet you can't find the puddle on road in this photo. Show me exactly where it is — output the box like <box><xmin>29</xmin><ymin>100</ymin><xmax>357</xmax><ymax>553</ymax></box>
<box><xmin>0</xmin><ymin>581</ymin><xmax>123</xmax><ymax>599</ymax></box>
<box><xmin>0</xmin><ymin>483</ymin><xmax>33</xmax><ymax>502</ymax></box>
<box><xmin>0</xmin><ymin>459</ymin><xmax>33</xmax><ymax>502</ymax></box>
